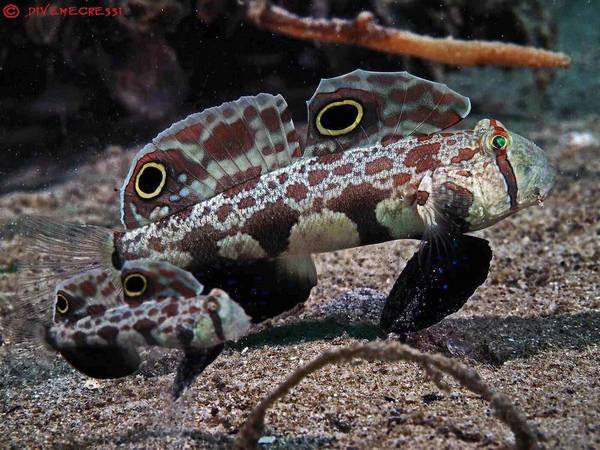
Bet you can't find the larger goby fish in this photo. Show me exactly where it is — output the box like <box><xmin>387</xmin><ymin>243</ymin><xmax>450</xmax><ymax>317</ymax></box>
<box><xmin>15</xmin><ymin>69</ymin><xmax>555</xmax><ymax>336</ymax></box>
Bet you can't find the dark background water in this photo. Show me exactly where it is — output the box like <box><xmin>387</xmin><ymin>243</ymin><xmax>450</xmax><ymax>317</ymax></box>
<box><xmin>0</xmin><ymin>0</ymin><xmax>595</xmax><ymax>190</ymax></box>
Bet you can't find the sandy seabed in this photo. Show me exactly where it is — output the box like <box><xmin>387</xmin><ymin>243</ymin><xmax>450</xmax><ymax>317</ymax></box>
<box><xmin>0</xmin><ymin>121</ymin><xmax>598</xmax><ymax>449</ymax></box>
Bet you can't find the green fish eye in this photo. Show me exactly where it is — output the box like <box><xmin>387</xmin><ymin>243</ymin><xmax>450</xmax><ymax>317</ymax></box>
<box><xmin>491</xmin><ymin>135</ymin><xmax>508</xmax><ymax>150</ymax></box>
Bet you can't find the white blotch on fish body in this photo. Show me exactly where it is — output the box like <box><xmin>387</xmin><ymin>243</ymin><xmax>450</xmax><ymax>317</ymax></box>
<box><xmin>285</xmin><ymin>210</ymin><xmax>360</xmax><ymax>255</ymax></box>
<box><xmin>375</xmin><ymin>198</ymin><xmax>423</xmax><ymax>239</ymax></box>
<box><xmin>217</xmin><ymin>233</ymin><xmax>268</xmax><ymax>259</ymax></box>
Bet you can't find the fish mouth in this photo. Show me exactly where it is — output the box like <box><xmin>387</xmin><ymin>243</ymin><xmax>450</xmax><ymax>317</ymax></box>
<box><xmin>522</xmin><ymin>180</ymin><xmax>551</xmax><ymax>208</ymax></box>
<box><xmin>534</xmin><ymin>190</ymin><xmax>546</xmax><ymax>207</ymax></box>
<box><xmin>519</xmin><ymin>179</ymin><xmax>554</xmax><ymax>209</ymax></box>
<box><xmin>530</xmin><ymin>163</ymin><xmax>557</xmax><ymax>207</ymax></box>
<box><xmin>534</xmin><ymin>187</ymin><xmax>547</xmax><ymax>206</ymax></box>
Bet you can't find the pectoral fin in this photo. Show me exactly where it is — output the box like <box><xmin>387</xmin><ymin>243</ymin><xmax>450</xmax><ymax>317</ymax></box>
<box><xmin>380</xmin><ymin>234</ymin><xmax>492</xmax><ymax>334</ymax></box>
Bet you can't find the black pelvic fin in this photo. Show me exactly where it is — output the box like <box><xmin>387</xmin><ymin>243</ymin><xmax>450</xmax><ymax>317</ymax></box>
<box><xmin>172</xmin><ymin>344</ymin><xmax>224</xmax><ymax>400</ymax></box>
<box><xmin>59</xmin><ymin>345</ymin><xmax>141</xmax><ymax>379</ymax></box>
<box><xmin>380</xmin><ymin>234</ymin><xmax>492</xmax><ymax>334</ymax></box>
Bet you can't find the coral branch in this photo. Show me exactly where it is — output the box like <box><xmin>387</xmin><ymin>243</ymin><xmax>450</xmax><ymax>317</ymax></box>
<box><xmin>234</xmin><ymin>341</ymin><xmax>539</xmax><ymax>450</ymax></box>
<box><xmin>246</xmin><ymin>2</ymin><xmax>570</xmax><ymax>69</ymax></box>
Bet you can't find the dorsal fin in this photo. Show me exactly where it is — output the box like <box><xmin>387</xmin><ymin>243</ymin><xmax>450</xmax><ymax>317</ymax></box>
<box><xmin>120</xmin><ymin>94</ymin><xmax>301</xmax><ymax>228</ymax></box>
<box><xmin>119</xmin><ymin>259</ymin><xmax>203</xmax><ymax>306</ymax></box>
<box><xmin>52</xmin><ymin>260</ymin><xmax>205</xmax><ymax>322</ymax></box>
<box><xmin>303</xmin><ymin>69</ymin><xmax>471</xmax><ymax>157</ymax></box>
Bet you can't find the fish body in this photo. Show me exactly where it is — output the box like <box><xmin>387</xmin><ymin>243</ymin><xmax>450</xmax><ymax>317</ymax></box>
<box><xmin>47</xmin><ymin>288</ymin><xmax>248</xmax><ymax>352</ymax></box>
<box><xmin>49</xmin><ymin>259</ymin><xmax>250</xmax><ymax>351</ymax></box>
<box><xmin>116</xmin><ymin>136</ymin><xmax>433</xmax><ymax>267</ymax></box>
<box><xmin>115</xmin><ymin>122</ymin><xmax>553</xmax><ymax>270</ymax></box>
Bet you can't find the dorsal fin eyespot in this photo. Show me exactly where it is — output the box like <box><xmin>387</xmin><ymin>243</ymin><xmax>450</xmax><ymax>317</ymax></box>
<box><xmin>135</xmin><ymin>162</ymin><xmax>167</xmax><ymax>199</ymax></box>
<box><xmin>122</xmin><ymin>273</ymin><xmax>148</xmax><ymax>298</ymax></box>
<box><xmin>304</xmin><ymin>69</ymin><xmax>470</xmax><ymax>158</ymax></box>
<box><xmin>120</xmin><ymin>94</ymin><xmax>300</xmax><ymax>229</ymax></box>
<box><xmin>315</xmin><ymin>99</ymin><xmax>364</xmax><ymax>137</ymax></box>
<box><xmin>55</xmin><ymin>293</ymin><xmax>69</xmax><ymax>314</ymax></box>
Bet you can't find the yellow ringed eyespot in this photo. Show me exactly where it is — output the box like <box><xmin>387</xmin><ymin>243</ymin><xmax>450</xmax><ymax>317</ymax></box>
<box><xmin>135</xmin><ymin>162</ymin><xmax>167</xmax><ymax>199</ymax></box>
<box><xmin>123</xmin><ymin>273</ymin><xmax>148</xmax><ymax>297</ymax></box>
<box><xmin>316</xmin><ymin>99</ymin><xmax>364</xmax><ymax>137</ymax></box>
<box><xmin>56</xmin><ymin>293</ymin><xmax>69</xmax><ymax>314</ymax></box>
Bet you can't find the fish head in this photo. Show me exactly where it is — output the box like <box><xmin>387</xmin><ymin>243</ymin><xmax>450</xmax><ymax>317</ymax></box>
<box><xmin>193</xmin><ymin>288</ymin><xmax>251</xmax><ymax>344</ymax></box>
<box><xmin>459</xmin><ymin>118</ymin><xmax>556</xmax><ymax>231</ymax></box>
<box><xmin>53</xmin><ymin>269</ymin><xmax>119</xmax><ymax>324</ymax></box>
<box><xmin>505</xmin><ymin>131</ymin><xmax>556</xmax><ymax>207</ymax></box>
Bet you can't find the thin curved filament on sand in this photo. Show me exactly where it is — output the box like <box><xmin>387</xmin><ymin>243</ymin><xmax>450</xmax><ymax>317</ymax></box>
<box><xmin>234</xmin><ymin>341</ymin><xmax>539</xmax><ymax>450</ymax></box>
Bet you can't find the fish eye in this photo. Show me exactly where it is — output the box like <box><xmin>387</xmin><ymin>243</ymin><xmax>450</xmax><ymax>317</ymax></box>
<box><xmin>56</xmin><ymin>293</ymin><xmax>69</xmax><ymax>314</ymax></box>
<box><xmin>204</xmin><ymin>297</ymin><xmax>220</xmax><ymax>313</ymax></box>
<box><xmin>490</xmin><ymin>134</ymin><xmax>509</xmax><ymax>151</ymax></box>
<box><xmin>135</xmin><ymin>162</ymin><xmax>167</xmax><ymax>199</ymax></box>
<box><xmin>316</xmin><ymin>99</ymin><xmax>364</xmax><ymax>137</ymax></box>
<box><xmin>123</xmin><ymin>273</ymin><xmax>148</xmax><ymax>297</ymax></box>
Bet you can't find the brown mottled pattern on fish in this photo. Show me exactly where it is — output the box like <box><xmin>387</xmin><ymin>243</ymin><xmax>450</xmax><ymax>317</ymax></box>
<box><xmin>116</xmin><ymin>131</ymin><xmax>471</xmax><ymax>266</ymax></box>
<box><xmin>54</xmin><ymin>270</ymin><xmax>118</xmax><ymax>324</ymax></box>
<box><xmin>111</xmin><ymin>70</ymin><xmax>554</xmax><ymax>276</ymax></box>
<box><xmin>47</xmin><ymin>259</ymin><xmax>250</xmax><ymax>355</ymax></box>
<box><xmin>115</xmin><ymin>121</ymin><xmax>551</xmax><ymax>272</ymax></box>
<box><xmin>46</xmin><ymin>288</ymin><xmax>245</xmax><ymax>351</ymax></box>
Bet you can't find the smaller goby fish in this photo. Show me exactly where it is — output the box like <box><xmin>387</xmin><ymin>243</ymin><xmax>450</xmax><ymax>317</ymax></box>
<box><xmin>13</xmin><ymin>259</ymin><xmax>250</xmax><ymax>380</ymax></box>
<box><xmin>48</xmin><ymin>288</ymin><xmax>248</xmax><ymax>378</ymax></box>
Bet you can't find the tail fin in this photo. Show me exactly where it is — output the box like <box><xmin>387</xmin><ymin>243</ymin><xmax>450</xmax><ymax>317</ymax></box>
<box><xmin>1</xmin><ymin>216</ymin><xmax>117</xmax><ymax>345</ymax></box>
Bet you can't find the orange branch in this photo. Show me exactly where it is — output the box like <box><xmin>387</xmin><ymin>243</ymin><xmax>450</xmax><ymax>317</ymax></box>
<box><xmin>247</xmin><ymin>3</ymin><xmax>570</xmax><ymax>69</ymax></box>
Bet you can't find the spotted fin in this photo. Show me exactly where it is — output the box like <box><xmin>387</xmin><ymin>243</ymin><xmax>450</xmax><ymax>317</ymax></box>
<box><xmin>47</xmin><ymin>288</ymin><xmax>250</xmax><ymax>351</ymax></box>
<box><xmin>120</xmin><ymin>94</ymin><xmax>301</xmax><ymax>228</ymax></box>
<box><xmin>119</xmin><ymin>259</ymin><xmax>204</xmax><ymax>306</ymax></box>
<box><xmin>53</xmin><ymin>269</ymin><xmax>121</xmax><ymax>325</ymax></box>
<box><xmin>51</xmin><ymin>259</ymin><xmax>205</xmax><ymax>326</ymax></box>
<box><xmin>304</xmin><ymin>69</ymin><xmax>471</xmax><ymax>157</ymax></box>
